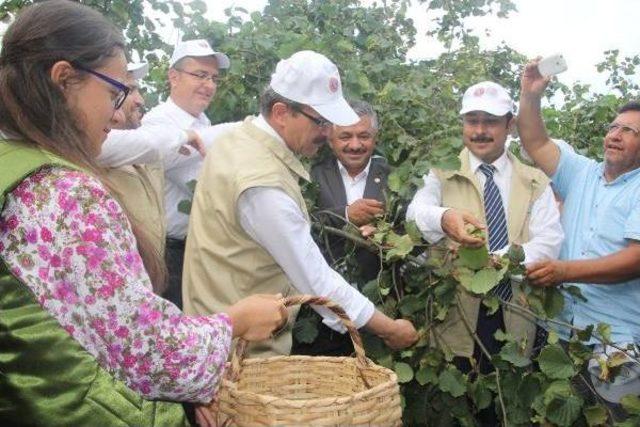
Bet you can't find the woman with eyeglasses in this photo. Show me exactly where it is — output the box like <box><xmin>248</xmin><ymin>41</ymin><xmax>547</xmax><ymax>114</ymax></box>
<box><xmin>0</xmin><ymin>1</ymin><xmax>286</xmax><ymax>425</ymax></box>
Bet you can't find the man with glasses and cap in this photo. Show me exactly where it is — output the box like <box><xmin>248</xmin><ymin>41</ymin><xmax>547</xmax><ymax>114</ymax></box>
<box><xmin>519</xmin><ymin>59</ymin><xmax>640</xmax><ymax>417</ymax></box>
<box><xmin>98</xmin><ymin>62</ymin><xmax>209</xmax><ymax>295</ymax></box>
<box><xmin>182</xmin><ymin>50</ymin><xmax>418</xmax><ymax>357</ymax></box>
<box><xmin>406</xmin><ymin>81</ymin><xmax>562</xmax><ymax>422</ymax></box>
<box><xmin>142</xmin><ymin>40</ymin><xmax>238</xmax><ymax>309</ymax></box>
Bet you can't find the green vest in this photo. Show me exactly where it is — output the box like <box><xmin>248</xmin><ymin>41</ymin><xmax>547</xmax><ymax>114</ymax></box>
<box><xmin>183</xmin><ymin>117</ymin><xmax>309</xmax><ymax>357</ymax></box>
<box><xmin>0</xmin><ymin>141</ymin><xmax>187</xmax><ymax>426</ymax></box>
<box><xmin>431</xmin><ymin>148</ymin><xmax>549</xmax><ymax>358</ymax></box>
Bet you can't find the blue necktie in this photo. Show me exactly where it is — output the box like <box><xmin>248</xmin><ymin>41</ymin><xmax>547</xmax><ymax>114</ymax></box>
<box><xmin>479</xmin><ymin>163</ymin><xmax>512</xmax><ymax>301</ymax></box>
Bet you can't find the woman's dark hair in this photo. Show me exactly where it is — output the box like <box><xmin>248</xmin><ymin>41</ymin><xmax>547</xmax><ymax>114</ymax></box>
<box><xmin>0</xmin><ymin>0</ymin><xmax>167</xmax><ymax>292</ymax></box>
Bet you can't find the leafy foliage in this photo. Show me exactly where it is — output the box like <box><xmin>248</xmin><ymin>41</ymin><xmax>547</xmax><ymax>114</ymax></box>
<box><xmin>4</xmin><ymin>0</ymin><xmax>640</xmax><ymax>425</ymax></box>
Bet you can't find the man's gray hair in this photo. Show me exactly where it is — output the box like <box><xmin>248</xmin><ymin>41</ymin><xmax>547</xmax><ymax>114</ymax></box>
<box><xmin>348</xmin><ymin>100</ymin><xmax>378</xmax><ymax>132</ymax></box>
<box><xmin>259</xmin><ymin>85</ymin><xmax>303</xmax><ymax>117</ymax></box>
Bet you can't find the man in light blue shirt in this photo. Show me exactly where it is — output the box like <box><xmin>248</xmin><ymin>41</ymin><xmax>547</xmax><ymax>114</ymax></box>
<box><xmin>517</xmin><ymin>60</ymin><xmax>640</xmax><ymax>346</ymax></box>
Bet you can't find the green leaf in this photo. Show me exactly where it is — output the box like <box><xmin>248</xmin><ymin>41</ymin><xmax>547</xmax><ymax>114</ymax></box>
<box><xmin>482</xmin><ymin>295</ymin><xmax>500</xmax><ymax>315</ymax></box>
<box><xmin>404</xmin><ymin>220</ymin><xmax>423</xmax><ymax>243</ymax></box>
<box><xmin>459</xmin><ymin>267</ymin><xmax>505</xmax><ymax>295</ymax></box>
<box><xmin>545</xmin><ymin>396</ymin><xmax>583</xmax><ymax>426</ymax></box>
<box><xmin>177</xmin><ymin>199</ymin><xmax>192</xmax><ymax>215</ymax></box>
<box><xmin>621</xmin><ymin>395</ymin><xmax>640</xmax><ymax>415</ymax></box>
<box><xmin>597</xmin><ymin>323</ymin><xmax>612</xmax><ymax>342</ymax></box>
<box><xmin>398</xmin><ymin>294</ymin><xmax>424</xmax><ymax>317</ymax></box>
<box><xmin>185</xmin><ymin>179</ymin><xmax>197</xmax><ymax>194</ymax></box>
<box><xmin>564</xmin><ymin>285</ymin><xmax>587</xmax><ymax>302</ymax></box>
<box><xmin>385</xmin><ymin>233</ymin><xmax>415</xmax><ymax>261</ymax></box>
<box><xmin>457</xmin><ymin>245</ymin><xmax>489</xmax><ymax>270</ymax></box>
<box><xmin>543</xmin><ymin>287</ymin><xmax>565</xmax><ymax>319</ymax></box>
<box><xmin>499</xmin><ymin>341</ymin><xmax>532</xmax><ymax>367</ymax></box>
<box><xmin>415</xmin><ymin>366</ymin><xmax>439</xmax><ymax>386</ymax></box>
<box><xmin>438</xmin><ymin>367</ymin><xmax>466</xmax><ymax>398</ymax></box>
<box><xmin>548</xmin><ymin>329</ymin><xmax>559</xmax><ymax>344</ymax></box>
<box><xmin>576</xmin><ymin>324</ymin><xmax>594</xmax><ymax>342</ymax></box>
<box><xmin>538</xmin><ymin>344</ymin><xmax>576</xmax><ymax>379</ymax></box>
<box><xmin>468</xmin><ymin>378</ymin><xmax>493</xmax><ymax>410</ymax></box>
<box><xmin>394</xmin><ymin>362</ymin><xmax>414</xmax><ymax>383</ymax></box>
<box><xmin>584</xmin><ymin>404</ymin><xmax>608</xmax><ymax>426</ymax></box>
<box><xmin>292</xmin><ymin>316</ymin><xmax>319</xmax><ymax>344</ymax></box>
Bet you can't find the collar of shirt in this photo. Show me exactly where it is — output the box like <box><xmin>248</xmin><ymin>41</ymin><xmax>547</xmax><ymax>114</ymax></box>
<box><xmin>337</xmin><ymin>157</ymin><xmax>372</xmax><ymax>184</ymax></box>
<box><xmin>165</xmin><ymin>97</ymin><xmax>211</xmax><ymax>129</ymax></box>
<box><xmin>468</xmin><ymin>148</ymin><xmax>510</xmax><ymax>177</ymax></box>
<box><xmin>253</xmin><ymin>114</ymin><xmax>287</xmax><ymax>146</ymax></box>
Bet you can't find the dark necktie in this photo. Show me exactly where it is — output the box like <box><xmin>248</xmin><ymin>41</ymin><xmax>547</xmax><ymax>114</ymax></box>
<box><xmin>479</xmin><ymin>163</ymin><xmax>512</xmax><ymax>301</ymax></box>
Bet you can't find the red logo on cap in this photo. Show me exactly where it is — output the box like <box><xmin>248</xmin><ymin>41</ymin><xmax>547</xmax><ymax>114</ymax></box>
<box><xmin>473</xmin><ymin>87</ymin><xmax>485</xmax><ymax>97</ymax></box>
<box><xmin>329</xmin><ymin>77</ymin><xmax>339</xmax><ymax>93</ymax></box>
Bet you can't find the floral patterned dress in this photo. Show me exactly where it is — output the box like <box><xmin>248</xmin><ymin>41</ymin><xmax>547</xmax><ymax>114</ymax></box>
<box><xmin>0</xmin><ymin>167</ymin><xmax>232</xmax><ymax>403</ymax></box>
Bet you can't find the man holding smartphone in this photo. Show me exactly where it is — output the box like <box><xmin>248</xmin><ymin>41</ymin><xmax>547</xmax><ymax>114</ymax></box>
<box><xmin>518</xmin><ymin>59</ymin><xmax>640</xmax><ymax>415</ymax></box>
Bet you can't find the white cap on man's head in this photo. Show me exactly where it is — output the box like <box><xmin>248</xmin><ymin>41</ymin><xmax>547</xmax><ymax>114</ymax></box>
<box><xmin>460</xmin><ymin>81</ymin><xmax>515</xmax><ymax>116</ymax></box>
<box><xmin>127</xmin><ymin>62</ymin><xmax>148</xmax><ymax>80</ymax></box>
<box><xmin>269</xmin><ymin>50</ymin><xmax>359</xmax><ymax>126</ymax></box>
<box><xmin>169</xmin><ymin>39</ymin><xmax>230</xmax><ymax>69</ymax></box>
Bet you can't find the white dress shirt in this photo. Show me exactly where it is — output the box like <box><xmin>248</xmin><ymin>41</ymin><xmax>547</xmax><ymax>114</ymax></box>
<box><xmin>236</xmin><ymin>115</ymin><xmax>375</xmax><ymax>332</ymax></box>
<box><xmin>337</xmin><ymin>159</ymin><xmax>371</xmax><ymax>204</ymax></box>
<box><xmin>141</xmin><ymin>98</ymin><xmax>238</xmax><ymax>239</ymax></box>
<box><xmin>406</xmin><ymin>150</ymin><xmax>563</xmax><ymax>264</ymax></box>
<box><xmin>98</xmin><ymin>126</ymin><xmax>189</xmax><ymax>168</ymax></box>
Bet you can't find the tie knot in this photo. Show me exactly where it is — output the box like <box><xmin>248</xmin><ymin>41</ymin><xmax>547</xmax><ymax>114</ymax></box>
<box><xmin>479</xmin><ymin>163</ymin><xmax>496</xmax><ymax>178</ymax></box>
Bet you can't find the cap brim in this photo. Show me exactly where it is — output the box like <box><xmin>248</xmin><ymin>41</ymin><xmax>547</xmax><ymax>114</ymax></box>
<box><xmin>313</xmin><ymin>97</ymin><xmax>360</xmax><ymax>126</ymax></box>
<box><xmin>127</xmin><ymin>63</ymin><xmax>148</xmax><ymax>80</ymax></box>
<box><xmin>460</xmin><ymin>102</ymin><xmax>513</xmax><ymax>116</ymax></box>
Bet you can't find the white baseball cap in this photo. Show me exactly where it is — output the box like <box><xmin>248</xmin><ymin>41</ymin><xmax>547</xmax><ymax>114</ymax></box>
<box><xmin>169</xmin><ymin>39</ymin><xmax>230</xmax><ymax>69</ymax></box>
<box><xmin>127</xmin><ymin>62</ymin><xmax>148</xmax><ymax>80</ymax></box>
<box><xmin>460</xmin><ymin>81</ymin><xmax>515</xmax><ymax>116</ymax></box>
<box><xmin>269</xmin><ymin>50</ymin><xmax>359</xmax><ymax>126</ymax></box>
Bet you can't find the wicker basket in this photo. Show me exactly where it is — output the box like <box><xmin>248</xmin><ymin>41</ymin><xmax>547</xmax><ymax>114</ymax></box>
<box><xmin>216</xmin><ymin>295</ymin><xmax>402</xmax><ymax>426</ymax></box>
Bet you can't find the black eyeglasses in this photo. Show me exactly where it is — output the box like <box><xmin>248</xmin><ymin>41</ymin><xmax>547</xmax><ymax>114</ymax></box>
<box><xmin>73</xmin><ymin>64</ymin><xmax>130</xmax><ymax>109</ymax></box>
<box><xmin>174</xmin><ymin>68</ymin><xmax>221</xmax><ymax>84</ymax></box>
<box><xmin>295</xmin><ymin>108</ymin><xmax>331</xmax><ymax>128</ymax></box>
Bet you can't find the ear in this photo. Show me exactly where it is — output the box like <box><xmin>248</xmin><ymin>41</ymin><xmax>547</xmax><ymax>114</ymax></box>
<box><xmin>270</xmin><ymin>102</ymin><xmax>291</xmax><ymax>128</ymax></box>
<box><xmin>507</xmin><ymin>115</ymin><xmax>516</xmax><ymax>135</ymax></box>
<box><xmin>168</xmin><ymin>68</ymin><xmax>179</xmax><ymax>88</ymax></box>
<box><xmin>50</xmin><ymin>60</ymin><xmax>77</xmax><ymax>91</ymax></box>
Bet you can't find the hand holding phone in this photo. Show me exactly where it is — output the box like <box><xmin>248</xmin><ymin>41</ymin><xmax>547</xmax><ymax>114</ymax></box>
<box><xmin>537</xmin><ymin>54</ymin><xmax>568</xmax><ymax>77</ymax></box>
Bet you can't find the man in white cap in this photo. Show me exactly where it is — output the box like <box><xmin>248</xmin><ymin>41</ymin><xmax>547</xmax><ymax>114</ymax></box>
<box><xmin>406</xmin><ymin>81</ymin><xmax>562</xmax><ymax>391</ymax></box>
<box><xmin>99</xmin><ymin>62</ymin><xmax>208</xmax><ymax>296</ymax></box>
<box><xmin>141</xmin><ymin>40</ymin><xmax>237</xmax><ymax>309</ymax></box>
<box><xmin>182</xmin><ymin>50</ymin><xmax>418</xmax><ymax>357</ymax></box>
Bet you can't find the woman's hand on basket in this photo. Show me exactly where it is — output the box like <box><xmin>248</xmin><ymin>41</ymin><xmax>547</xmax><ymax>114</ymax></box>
<box><xmin>225</xmin><ymin>294</ymin><xmax>288</xmax><ymax>341</ymax></box>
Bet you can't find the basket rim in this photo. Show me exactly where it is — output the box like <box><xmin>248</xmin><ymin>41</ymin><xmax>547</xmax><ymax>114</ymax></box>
<box><xmin>220</xmin><ymin>354</ymin><xmax>400</xmax><ymax>407</ymax></box>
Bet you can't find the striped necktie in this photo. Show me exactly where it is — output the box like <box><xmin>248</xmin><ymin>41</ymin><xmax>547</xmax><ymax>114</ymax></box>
<box><xmin>479</xmin><ymin>163</ymin><xmax>512</xmax><ymax>301</ymax></box>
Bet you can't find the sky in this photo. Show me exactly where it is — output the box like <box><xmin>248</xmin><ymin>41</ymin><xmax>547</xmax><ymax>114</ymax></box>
<box><xmin>203</xmin><ymin>0</ymin><xmax>640</xmax><ymax>93</ymax></box>
<box><xmin>1</xmin><ymin>0</ymin><xmax>636</xmax><ymax>93</ymax></box>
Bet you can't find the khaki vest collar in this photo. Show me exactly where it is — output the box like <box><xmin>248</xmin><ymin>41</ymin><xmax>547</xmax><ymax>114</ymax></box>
<box><xmin>438</xmin><ymin>147</ymin><xmax>546</xmax><ymax>241</ymax></box>
<box><xmin>241</xmin><ymin>117</ymin><xmax>310</xmax><ymax>182</ymax></box>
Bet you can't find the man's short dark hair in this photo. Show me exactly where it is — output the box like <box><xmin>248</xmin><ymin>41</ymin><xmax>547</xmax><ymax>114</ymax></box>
<box><xmin>618</xmin><ymin>101</ymin><xmax>640</xmax><ymax>114</ymax></box>
<box><xmin>259</xmin><ymin>85</ymin><xmax>304</xmax><ymax>118</ymax></box>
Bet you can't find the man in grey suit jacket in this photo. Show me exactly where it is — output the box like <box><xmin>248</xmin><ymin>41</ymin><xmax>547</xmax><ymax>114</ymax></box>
<box><xmin>293</xmin><ymin>100</ymin><xmax>390</xmax><ymax>356</ymax></box>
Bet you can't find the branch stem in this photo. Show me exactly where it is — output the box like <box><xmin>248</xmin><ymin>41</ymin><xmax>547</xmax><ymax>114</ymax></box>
<box><xmin>455</xmin><ymin>294</ymin><xmax>508</xmax><ymax>426</ymax></box>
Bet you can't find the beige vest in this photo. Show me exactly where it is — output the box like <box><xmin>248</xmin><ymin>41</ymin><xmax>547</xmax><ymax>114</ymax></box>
<box><xmin>183</xmin><ymin>117</ymin><xmax>309</xmax><ymax>357</ymax></box>
<box><xmin>104</xmin><ymin>164</ymin><xmax>166</xmax><ymax>258</ymax></box>
<box><xmin>431</xmin><ymin>148</ymin><xmax>549</xmax><ymax>357</ymax></box>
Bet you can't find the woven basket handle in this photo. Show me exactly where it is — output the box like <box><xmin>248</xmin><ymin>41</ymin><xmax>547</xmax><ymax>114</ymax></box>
<box><xmin>227</xmin><ymin>294</ymin><xmax>370</xmax><ymax>382</ymax></box>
